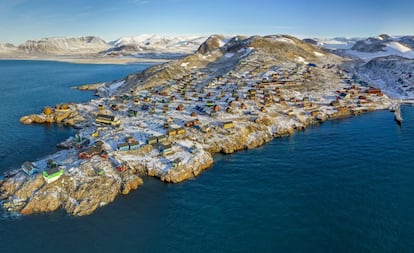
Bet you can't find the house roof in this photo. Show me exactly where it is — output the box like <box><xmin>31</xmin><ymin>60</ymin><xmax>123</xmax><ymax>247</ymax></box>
<box><xmin>45</xmin><ymin>167</ymin><xmax>62</xmax><ymax>176</ymax></box>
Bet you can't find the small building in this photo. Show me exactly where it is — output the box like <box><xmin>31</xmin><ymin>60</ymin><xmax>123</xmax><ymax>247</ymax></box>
<box><xmin>367</xmin><ymin>87</ymin><xmax>383</xmax><ymax>96</ymax></box>
<box><xmin>330</xmin><ymin>100</ymin><xmax>340</xmax><ymax>107</ymax></box>
<box><xmin>118</xmin><ymin>143</ymin><xmax>130</xmax><ymax>151</ymax></box>
<box><xmin>43</xmin><ymin>167</ymin><xmax>64</xmax><ymax>184</ymax></box>
<box><xmin>78</xmin><ymin>141</ymin><xmax>105</xmax><ymax>159</ymax></box>
<box><xmin>287</xmin><ymin>110</ymin><xmax>295</xmax><ymax>116</ymax></box>
<box><xmin>129</xmin><ymin>141</ymin><xmax>140</xmax><ymax>150</ymax></box>
<box><xmin>167</xmin><ymin>128</ymin><xmax>177</xmax><ymax>136</ymax></box>
<box><xmin>21</xmin><ymin>161</ymin><xmax>38</xmax><ymax>176</ymax></box>
<box><xmin>248</xmin><ymin>89</ymin><xmax>257</xmax><ymax>95</ymax></box>
<box><xmin>147</xmin><ymin>136</ymin><xmax>158</xmax><ymax>145</ymax></box>
<box><xmin>176</xmin><ymin>127</ymin><xmax>186</xmax><ymax>135</ymax></box>
<box><xmin>172</xmin><ymin>158</ymin><xmax>181</xmax><ymax>168</ymax></box>
<box><xmin>160</xmin><ymin>143</ymin><xmax>173</xmax><ymax>156</ymax></box>
<box><xmin>184</xmin><ymin>121</ymin><xmax>194</xmax><ymax>127</ymax></box>
<box><xmin>96</xmin><ymin>114</ymin><xmax>121</xmax><ymax>127</ymax></box>
<box><xmin>206</xmin><ymin>101</ymin><xmax>214</xmax><ymax>107</ymax></box>
<box><xmin>176</xmin><ymin>104</ymin><xmax>185</xmax><ymax>111</ymax></box>
<box><xmin>213</xmin><ymin>105</ymin><xmax>220</xmax><ymax>112</ymax></box>
<box><xmin>157</xmin><ymin>135</ymin><xmax>168</xmax><ymax>143</ymax></box>
<box><xmin>222</xmin><ymin>121</ymin><xmax>234</xmax><ymax>129</ymax></box>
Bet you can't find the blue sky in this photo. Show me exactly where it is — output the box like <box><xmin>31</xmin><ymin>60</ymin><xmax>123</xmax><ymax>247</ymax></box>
<box><xmin>1</xmin><ymin>0</ymin><xmax>414</xmax><ymax>44</ymax></box>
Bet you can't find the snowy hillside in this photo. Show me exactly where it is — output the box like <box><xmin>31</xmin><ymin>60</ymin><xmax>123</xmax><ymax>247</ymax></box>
<box><xmin>104</xmin><ymin>35</ymin><xmax>208</xmax><ymax>58</ymax></box>
<box><xmin>358</xmin><ymin>55</ymin><xmax>414</xmax><ymax>98</ymax></box>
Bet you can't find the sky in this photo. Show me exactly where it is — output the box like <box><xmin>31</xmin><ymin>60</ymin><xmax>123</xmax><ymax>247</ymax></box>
<box><xmin>1</xmin><ymin>0</ymin><xmax>414</xmax><ymax>44</ymax></box>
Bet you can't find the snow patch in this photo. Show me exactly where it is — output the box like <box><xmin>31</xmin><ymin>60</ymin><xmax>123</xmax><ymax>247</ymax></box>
<box><xmin>274</xmin><ymin>37</ymin><xmax>295</xmax><ymax>44</ymax></box>
<box><xmin>109</xmin><ymin>81</ymin><xmax>125</xmax><ymax>91</ymax></box>
<box><xmin>314</xmin><ymin>51</ymin><xmax>324</xmax><ymax>57</ymax></box>
<box><xmin>295</xmin><ymin>56</ymin><xmax>308</xmax><ymax>64</ymax></box>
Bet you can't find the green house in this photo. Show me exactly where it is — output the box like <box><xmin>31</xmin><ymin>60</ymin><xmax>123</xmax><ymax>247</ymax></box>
<box><xmin>43</xmin><ymin>167</ymin><xmax>64</xmax><ymax>184</ymax></box>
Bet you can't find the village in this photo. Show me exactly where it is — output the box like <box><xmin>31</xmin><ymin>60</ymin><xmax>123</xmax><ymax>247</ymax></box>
<box><xmin>1</xmin><ymin>35</ymin><xmax>394</xmax><ymax>216</ymax></box>
<box><xmin>16</xmin><ymin>60</ymin><xmax>391</xmax><ymax>185</ymax></box>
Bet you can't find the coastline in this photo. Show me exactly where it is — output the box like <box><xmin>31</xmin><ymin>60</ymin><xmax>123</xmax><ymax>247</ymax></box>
<box><xmin>0</xmin><ymin>55</ymin><xmax>168</xmax><ymax>65</ymax></box>
<box><xmin>0</xmin><ymin>35</ymin><xmax>397</xmax><ymax>216</ymax></box>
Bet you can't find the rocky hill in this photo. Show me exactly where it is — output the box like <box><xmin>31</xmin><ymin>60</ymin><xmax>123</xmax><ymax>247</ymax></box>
<box><xmin>358</xmin><ymin>55</ymin><xmax>414</xmax><ymax>98</ymax></box>
<box><xmin>111</xmin><ymin>34</ymin><xmax>341</xmax><ymax>96</ymax></box>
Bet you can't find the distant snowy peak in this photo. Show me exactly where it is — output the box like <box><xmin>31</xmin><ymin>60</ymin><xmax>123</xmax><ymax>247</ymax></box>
<box><xmin>18</xmin><ymin>36</ymin><xmax>109</xmax><ymax>55</ymax></box>
<box><xmin>0</xmin><ymin>43</ymin><xmax>17</xmax><ymax>53</ymax></box>
<box><xmin>106</xmin><ymin>35</ymin><xmax>208</xmax><ymax>56</ymax></box>
<box><xmin>303</xmin><ymin>37</ymin><xmax>361</xmax><ymax>50</ymax></box>
<box><xmin>347</xmin><ymin>35</ymin><xmax>414</xmax><ymax>61</ymax></box>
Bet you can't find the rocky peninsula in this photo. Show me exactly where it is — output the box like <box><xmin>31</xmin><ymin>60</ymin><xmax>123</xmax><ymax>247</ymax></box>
<box><xmin>0</xmin><ymin>35</ymin><xmax>393</xmax><ymax>216</ymax></box>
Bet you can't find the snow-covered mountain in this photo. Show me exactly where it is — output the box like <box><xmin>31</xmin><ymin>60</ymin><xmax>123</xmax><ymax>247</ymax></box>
<box><xmin>0</xmin><ymin>35</ymin><xmax>209</xmax><ymax>59</ymax></box>
<box><xmin>346</xmin><ymin>35</ymin><xmax>414</xmax><ymax>61</ymax></box>
<box><xmin>104</xmin><ymin>35</ymin><xmax>208</xmax><ymax>58</ymax></box>
<box><xmin>0</xmin><ymin>42</ymin><xmax>19</xmax><ymax>55</ymax></box>
<box><xmin>303</xmin><ymin>37</ymin><xmax>360</xmax><ymax>50</ymax></box>
<box><xmin>18</xmin><ymin>36</ymin><xmax>110</xmax><ymax>55</ymax></box>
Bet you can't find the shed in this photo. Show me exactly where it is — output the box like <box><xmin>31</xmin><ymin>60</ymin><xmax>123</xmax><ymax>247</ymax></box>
<box><xmin>129</xmin><ymin>141</ymin><xmax>140</xmax><ymax>150</ymax></box>
<box><xmin>167</xmin><ymin>128</ymin><xmax>177</xmax><ymax>136</ymax></box>
<box><xmin>118</xmin><ymin>143</ymin><xmax>130</xmax><ymax>151</ymax></box>
<box><xmin>222</xmin><ymin>121</ymin><xmax>234</xmax><ymax>129</ymax></box>
<box><xmin>157</xmin><ymin>135</ymin><xmax>168</xmax><ymax>143</ymax></box>
<box><xmin>21</xmin><ymin>161</ymin><xmax>38</xmax><ymax>176</ymax></box>
<box><xmin>176</xmin><ymin>127</ymin><xmax>186</xmax><ymax>135</ymax></box>
<box><xmin>160</xmin><ymin>143</ymin><xmax>173</xmax><ymax>155</ymax></box>
<box><xmin>147</xmin><ymin>136</ymin><xmax>158</xmax><ymax>145</ymax></box>
<box><xmin>43</xmin><ymin>167</ymin><xmax>64</xmax><ymax>184</ymax></box>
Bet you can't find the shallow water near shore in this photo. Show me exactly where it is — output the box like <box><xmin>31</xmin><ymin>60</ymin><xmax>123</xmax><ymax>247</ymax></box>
<box><xmin>1</xmin><ymin>60</ymin><xmax>414</xmax><ymax>252</ymax></box>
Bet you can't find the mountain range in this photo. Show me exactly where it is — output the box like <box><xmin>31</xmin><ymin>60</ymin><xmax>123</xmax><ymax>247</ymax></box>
<box><xmin>0</xmin><ymin>35</ymin><xmax>208</xmax><ymax>59</ymax></box>
<box><xmin>1</xmin><ymin>33</ymin><xmax>414</xmax><ymax>98</ymax></box>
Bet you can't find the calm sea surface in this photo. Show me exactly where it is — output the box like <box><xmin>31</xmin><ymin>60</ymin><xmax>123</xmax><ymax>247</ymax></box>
<box><xmin>0</xmin><ymin>60</ymin><xmax>413</xmax><ymax>253</ymax></box>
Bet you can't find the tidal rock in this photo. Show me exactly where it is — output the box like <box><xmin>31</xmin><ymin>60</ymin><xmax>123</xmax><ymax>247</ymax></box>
<box><xmin>161</xmin><ymin>150</ymin><xmax>214</xmax><ymax>183</ymax></box>
<box><xmin>19</xmin><ymin>116</ymin><xmax>33</xmax><ymax>124</ymax></box>
<box><xmin>121</xmin><ymin>174</ymin><xmax>143</xmax><ymax>195</ymax></box>
<box><xmin>20</xmin><ymin>185</ymin><xmax>63</xmax><ymax>215</ymax></box>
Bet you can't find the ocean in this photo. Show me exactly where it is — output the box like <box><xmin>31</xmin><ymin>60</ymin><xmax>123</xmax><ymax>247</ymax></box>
<box><xmin>0</xmin><ymin>60</ymin><xmax>413</xmax><ymax>253</ymax></box>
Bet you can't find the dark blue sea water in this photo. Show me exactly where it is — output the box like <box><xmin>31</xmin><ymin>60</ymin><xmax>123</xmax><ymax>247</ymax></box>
<box><xmin>0</xmin><ymin>60</ymin><xmax>151</xmax><ymax>171</ymax></box>
<box><xmin>1</xmin><ymin>60</ymin><xmax>414</xmax><ymax>253</ymax></box>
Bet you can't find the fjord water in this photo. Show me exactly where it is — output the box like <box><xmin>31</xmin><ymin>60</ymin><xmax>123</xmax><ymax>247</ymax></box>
<box><xmin>0</xmin><ymin>60</ymin><xmax>149</xmax><ymax>171</ymax></box>
<box><xmin>1</xmin><ymin>61</ymin><xmax>414</xmax><ymax>253</ymax></box>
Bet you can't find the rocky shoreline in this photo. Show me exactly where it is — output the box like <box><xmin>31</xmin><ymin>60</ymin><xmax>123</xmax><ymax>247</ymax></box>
<box><xmin>0</xmin><ymin>34</ymin><xmax>395</xmax><ymax>216</ymax></box>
